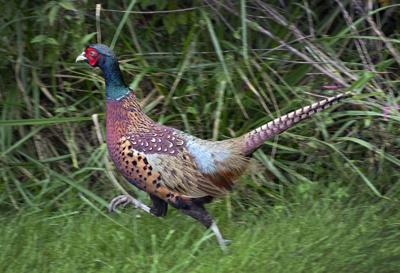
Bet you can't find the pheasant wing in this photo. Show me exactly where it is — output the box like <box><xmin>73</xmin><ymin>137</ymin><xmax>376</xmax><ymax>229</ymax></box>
<box><xmin>111</xmin><ymin>131</ymin><xmax>229</xmax><ymax>199</ymax></box>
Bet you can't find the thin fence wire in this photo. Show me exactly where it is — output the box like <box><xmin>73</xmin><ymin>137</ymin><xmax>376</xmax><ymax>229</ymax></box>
<box><xmin>102</xmin><ymin>6</ymin><xmax>206</xmax><ymax>14</ymax></box>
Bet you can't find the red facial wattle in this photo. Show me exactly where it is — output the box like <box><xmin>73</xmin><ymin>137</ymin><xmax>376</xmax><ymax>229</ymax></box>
<box><xmin>85</xmin><ymin>47</ymin><xmax>100</xmax><ymax>66</ymax></box>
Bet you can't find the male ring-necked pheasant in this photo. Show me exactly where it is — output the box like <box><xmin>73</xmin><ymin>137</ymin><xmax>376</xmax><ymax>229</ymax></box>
<box><xmin>76</xmin><ymin>44</ymin><xmax>349</xmax><ymax>249</ymax></box>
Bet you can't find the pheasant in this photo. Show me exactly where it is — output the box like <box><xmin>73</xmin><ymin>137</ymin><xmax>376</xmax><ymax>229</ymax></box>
<box><xmin>76</xmin><ymin>44</ymin><xmax>349</xmax><ymax>249</ymax></box>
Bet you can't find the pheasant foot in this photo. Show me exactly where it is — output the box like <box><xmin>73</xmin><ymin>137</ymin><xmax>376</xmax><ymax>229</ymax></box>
<box><xmin>210</xmin><ymin>222</ymin><xmax>231</xmax><ymax>252</ymax></box>
<box><xmin>108</xmin><ymin>194</ymin><xmax>151</xmax><ymax>214</ymax></box>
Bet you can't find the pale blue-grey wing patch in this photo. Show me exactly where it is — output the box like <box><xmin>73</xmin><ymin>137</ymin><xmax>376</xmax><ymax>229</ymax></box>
<box><xmin>185</xmin><ymin>137</ymin><xmax>232</xmax><ymax>174</ymax></box>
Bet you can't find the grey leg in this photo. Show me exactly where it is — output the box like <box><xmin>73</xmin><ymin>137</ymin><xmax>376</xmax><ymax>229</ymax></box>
<box><xmin>108</xmin><ymin>194</ymin><xmax>151</xmax><ymax>214</ymax></box>
<box><xmin>210</xmin><ymin>221</ymin><xmax>231</xmax><ymax>252</ymax></box>
<box><xmin>179</xmin><ymin>204</ymin><xmax>231</xmax><ymax>251</ymax></box>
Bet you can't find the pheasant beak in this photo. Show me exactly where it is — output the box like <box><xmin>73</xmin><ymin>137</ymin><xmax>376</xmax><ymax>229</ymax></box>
<box><xmin>75</xmin><ymin>52</ymin><xmax>87</xmax><ymax>63</ymax></box>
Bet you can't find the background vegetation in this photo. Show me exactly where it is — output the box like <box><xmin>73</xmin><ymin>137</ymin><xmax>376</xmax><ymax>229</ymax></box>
<box><xmin>1</xmin><ymin>0</ymin><xmax>399</xmax><ymax>272</ymax></box>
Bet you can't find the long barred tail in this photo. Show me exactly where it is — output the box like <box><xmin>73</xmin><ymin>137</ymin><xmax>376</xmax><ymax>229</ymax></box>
<box><xmin>241</xmin><ymin>92</ymin><xmax>351</xmax><ymax>155</ymax></box>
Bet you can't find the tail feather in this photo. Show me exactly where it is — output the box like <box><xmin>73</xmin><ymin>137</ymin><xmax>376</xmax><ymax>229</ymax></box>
<box><xmin>241</xmin><ymin>92</ymin><xmax>351</xmax><ymax>155</ymax></box>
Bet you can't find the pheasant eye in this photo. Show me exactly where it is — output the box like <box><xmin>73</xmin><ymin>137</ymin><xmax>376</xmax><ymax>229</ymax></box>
<box><xmin>89</xmin><ymin>51</ymin><xmax>96</xmax><ymax>57</ymax></box>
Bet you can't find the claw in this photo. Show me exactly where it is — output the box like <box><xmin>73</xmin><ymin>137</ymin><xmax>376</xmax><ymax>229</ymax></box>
<box><xmin>108</xmin><ymin>195</ymin><xmax>130</xmax><ymax>212</ymax></box>
<box><xmin>108</xmin><ymin>194</ymin><xmax>151</xmax><ymax>214</ymax></box>
<box><xmin>210</xmin><ymin>222</ymin><xmax>231</xmax><ymax>252</ymax></box>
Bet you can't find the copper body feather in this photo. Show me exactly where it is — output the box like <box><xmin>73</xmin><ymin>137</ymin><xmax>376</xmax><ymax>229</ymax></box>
<box><xmin>106</xmin><ymin>91</ymin><xmax>349</xmax><ymax>203</ymax></box>
<box><xmin>106</xmin><ymin>92</ymin><xmax>250</xmax><ymax>201</ymax></box>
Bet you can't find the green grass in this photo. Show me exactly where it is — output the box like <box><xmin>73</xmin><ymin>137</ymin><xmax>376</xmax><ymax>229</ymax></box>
<box><xmin>1</xmin><ymin>191</ymin><xmax>399</xmax><ymax>273</ymax></box>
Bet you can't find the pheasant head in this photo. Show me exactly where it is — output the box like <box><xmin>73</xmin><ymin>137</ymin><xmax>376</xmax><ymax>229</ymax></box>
<box><xmin>76</xmin><ymin>44</ymin><xmax>129</xmax><ymax>100</ymax></box>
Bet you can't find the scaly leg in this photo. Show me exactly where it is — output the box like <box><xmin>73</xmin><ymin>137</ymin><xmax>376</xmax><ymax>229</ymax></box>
<box><xmin>108</xmin><ymin>194</ymin><xmax>151</xmax><ymax>214</ymax></box>
<box><xmin>179</xmin><ymin>203</ymin><xmax>231</xmax><ymax>251</ymax></box>
<box><xmin>108</xmin><ymin>194</ymin><xmax>168</xmax><ymax>217</ymax></box>
<box><xmin>210</xmin><ymin>222</ymin><xmax>231</xmax><ymax>251</ymax></box>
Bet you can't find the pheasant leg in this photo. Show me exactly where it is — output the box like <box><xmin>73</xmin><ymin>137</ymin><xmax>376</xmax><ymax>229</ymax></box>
<box><xmin>210</xmin><ymin>222</ymin><xmax>231</xmax><ymax>251</ymax></box>
<box><xmin>179</xmin><ymin>204</ymin><xmax>230</xmax><ymax>251</ymax></box>
<box><xmin>149</xmin><ymin>194</ymin><xmax>168</xmax><ymax>216</ymax></box>
<box><xmin>108</xmin><ymin>194</ymin><xmax>151</xmax><ymax>214</ymax></box>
